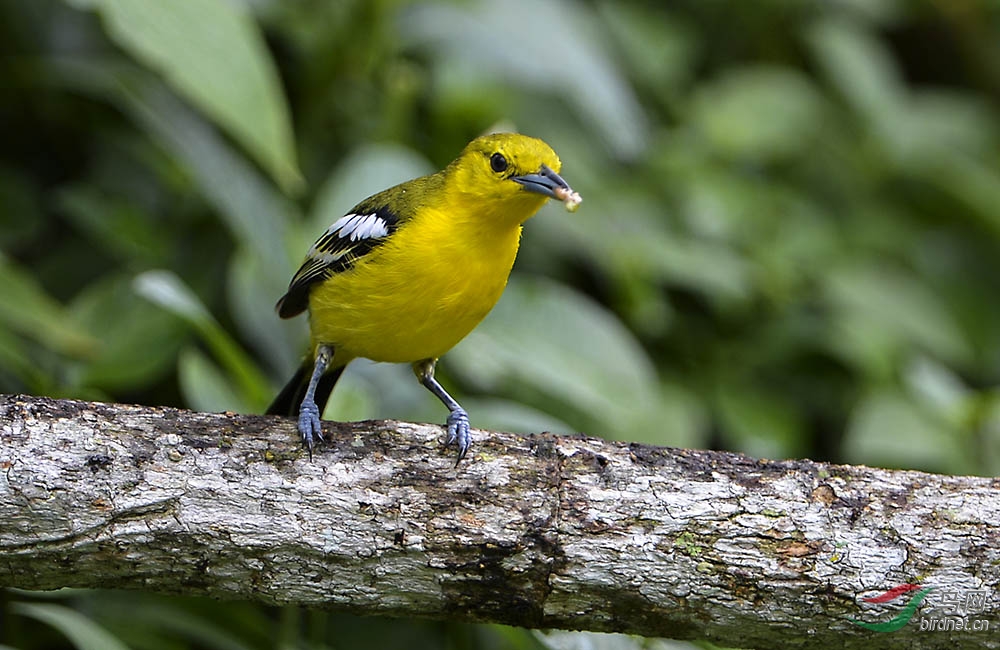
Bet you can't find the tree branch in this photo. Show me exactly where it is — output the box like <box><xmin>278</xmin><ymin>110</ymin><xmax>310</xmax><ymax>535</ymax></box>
<box><xmin>1</xmin><ymin>394</ymin><xmax>997</xmax><ymax>648</ymax></box>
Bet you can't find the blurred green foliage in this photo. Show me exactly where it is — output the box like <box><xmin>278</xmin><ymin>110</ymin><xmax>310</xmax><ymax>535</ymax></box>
<box><xmin>3</xmin><ymin>0</ymin><xmax>1000</xmax><ymax>648</ymax></box>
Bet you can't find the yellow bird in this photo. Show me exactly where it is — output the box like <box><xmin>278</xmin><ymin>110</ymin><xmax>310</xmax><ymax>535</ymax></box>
<box><xmin>268</xmin><ymin>133</ymin><xmax>580</xmax><ymax>463</ymax></box>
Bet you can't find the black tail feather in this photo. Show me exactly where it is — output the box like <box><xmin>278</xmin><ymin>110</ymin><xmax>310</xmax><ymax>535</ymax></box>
<box><xmin>266</xmin><ymin>362</ymin><xmax>346</xmax><ymax>417</ymax></box>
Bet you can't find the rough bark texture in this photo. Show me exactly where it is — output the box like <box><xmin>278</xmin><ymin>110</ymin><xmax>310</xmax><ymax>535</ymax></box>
<box><xmin>1</xmin><ymin>393</ymin><xmax>997</xmax><ymax>649</ymax></box>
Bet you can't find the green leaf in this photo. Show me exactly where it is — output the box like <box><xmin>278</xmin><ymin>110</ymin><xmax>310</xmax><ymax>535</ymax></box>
<box><xmin>0</xmin><ymin>166</ymin><xmax>45</xmax><ymax>250</ymax></box>
<box><xmin>404</xmin><ymin>0</ymin><xmax>648</xmax><ymax>158</ymax></box>
<box><xmin>320</xmin><ymin>365</ymin><xmax>379</xmax><ymax>423</ymax></box>
<box><xmin>620</xmin><ymin>234</ymin><xmax>752</xmax><ymax>304</ymax></box>
<box><xmin>530</xmin><ymin>192</ymin><xmax>751</xmax><ymax>304</ymax></box>
<box><xmin>844</xmin><ymin>390</ymin><xmax>964</xmax><ymax>472</ymax></box>
<box><xmin>449</xmin><ymin>276</ymin><xmax>664</xmax><ymax>441</ymax></box>
<box><xmin>982</xmin><ymin>393</ymin><xmax>1000</xmax><ymax>476</ymax></box>
<box><xmin>901</xmin><ymin>130</ymin><xmax>1000</xmax><ymax>237</ymax></box>
<box><xmin>828</xmin><ymin>0</ymin><xmax>905</xmax><ymax>24</ymax></box>
<box><xmin>691</xmin><ymin>66</ymin><xmax>826</xmax><ymax>161</ymax></box>
<box><xmin>597</xmin><ymin>2</ymin><xmax>697</xmax><ymax>99</ymax></box>
<box><xmin>117</xmin><ymin>74</ymin><xmax>298</xmax><ymax>271</ymax></box>
<box><xmin>823</xmin><ymin>263</ymin><xmax>971</xmax><ymax>370</ymax></box>
<box><xmin>134</xmin><ymin>270</ymin><xmax>271</xmax><ymax>409</ymax></box>
<box><xmin>68</xmin><ymin>273</ymin><xmax>186</xmax><ymax>391</ymax></box>
<box><xmin>120</xmin><ymin>606</ymin><xmax>256</xmax><ymax>650</ymax></box>
<box><xmin>657</xmin><ymin>381</ymin><xmax>710</xmax><ymax>450</ymax></box>
<box><xmin>898</xmin><ymin>91</ymin><xmax>997</xmax><ymax>159</ymax></box>
<box><xmin>67</xmin><ymin>0</ymin><xmax>302</xmax><ymax>193</ymax></box>
<box><xmin>0</xmin><ymin>326</ymin><xmax>44</xmax><ymax>389</ymax></box>
<box><xmin>458</xmin><ymin>397</ymin><xmax>576</xmax><ymax>436</ymax></box>
<box><xmin>56</xmin><ymin>184</ymin><xmax>168</xmax><ymax>264</ymax></box>
<box><xmin>69</xmin><ymin>593</ymin><xmax>271</xmax><ymax>650</ymax></box>
<box><xmin>0</xmin><ymin>257</ymin><xmax>98</xmax><ymax>358</ymax></box>
<box><xmin>903</xmin><ymin>355</ymin><xmax>970</xmax><ymax>425</ymax></box>
<box><xmin>133</xmin><ymin>269</ymin><xmax>212</xmax><ymax>323</ymax></box>
<box><xmin>178</xmin><ymin>347</ymin><xmax>251</xmax><ymax>414</ymax></box>
<box><xmin>42</xmin><ymin>57</ymin><xmax>297</xmax><ymax>271</ymax></box>
<box><xmin>11</xmin><ymin>602</ymin><xmax>131</xmax><ymax>650</ymax></box>
<box><xmin>716</xmin><ymin>385</ymin><xmax>806</xmax><ymax>459</ymax></box>
<box><xmin>343</xmin><ymin>360</ymin><xmax>435</xmax><ymax>422</ymax></box>
<box><xmin>535</xmin><ymin>630</ymin><xmax>646</xmax><ymax>650</ymax></box>
<box><xmin>807</xmin><ymin>17</ymin><xmax>903</xmax><ymax>128</ymax></box>
<box><xmin>227</xmin><ymin>246</ymin><xmax>304</xmax><ymax>380</ymax></box>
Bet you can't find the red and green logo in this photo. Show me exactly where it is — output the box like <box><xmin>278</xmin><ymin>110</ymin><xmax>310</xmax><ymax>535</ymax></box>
<box><xmin>849</xmin><ymin>583</ymin><xmax>934</xmax><ymax>632</ymax></box>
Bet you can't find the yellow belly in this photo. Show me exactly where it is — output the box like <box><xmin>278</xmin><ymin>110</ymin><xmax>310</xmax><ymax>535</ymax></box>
<box><xmin>307</xmin><ymin>211</ymin><xmax>521</xmax><ymax>365</ymax></box>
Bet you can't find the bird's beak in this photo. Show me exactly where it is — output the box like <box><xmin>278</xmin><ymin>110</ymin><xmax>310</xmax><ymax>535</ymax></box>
<box><xmin>512</xmin><ymin>164</ymin><xmax>571</xmax><ymax>200</ymax></box>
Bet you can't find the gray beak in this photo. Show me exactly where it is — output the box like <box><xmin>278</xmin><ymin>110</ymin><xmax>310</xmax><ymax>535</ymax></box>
<box><xmin>512</xmin><ymin>164</ymin><xmax>570</xmax><ymax>200</ymax></box>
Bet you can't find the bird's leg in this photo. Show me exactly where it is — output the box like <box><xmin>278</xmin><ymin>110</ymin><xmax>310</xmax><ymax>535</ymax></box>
<box><xmin>413</xmin><ymin>358</ymin><xmax>470</xmax><ymax>464</ymax></box>
<box><xmin>298</xmin><ymin>344</ymin><xmax>334</xmax><ymax>457</ymax></box>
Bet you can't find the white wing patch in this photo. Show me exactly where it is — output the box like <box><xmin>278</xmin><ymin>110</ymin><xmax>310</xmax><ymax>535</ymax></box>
<box><xmin>328</xmin><ymin>213</ymin><xmax>389</xmax><ymax>242</ymax></box>
<box><xmin>277</xmin><ymin>209</ymin><xmax>398</xmax><ymax>317</ymax></box>
<box><xmin>297</xmin><ymin>212</ymin><xmax>393</xmax><ymax>272</ymax></box>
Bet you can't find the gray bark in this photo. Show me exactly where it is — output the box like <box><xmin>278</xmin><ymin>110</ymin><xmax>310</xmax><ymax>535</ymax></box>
<box><xmin>1</xmin><ymin>393</ymin><xmax>997</xmax><ymax>649</ymax></box>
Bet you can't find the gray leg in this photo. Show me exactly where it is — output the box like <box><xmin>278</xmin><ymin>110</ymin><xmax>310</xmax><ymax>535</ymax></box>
<box><xmin>413</xmin><ymin>358</ymin><xmax>470</xmax><ymax>464</ymax></box>
<box><xmin>299</xmin><ymin>344</ymin><xmax>333</xmax><ymax>457</ymax></box>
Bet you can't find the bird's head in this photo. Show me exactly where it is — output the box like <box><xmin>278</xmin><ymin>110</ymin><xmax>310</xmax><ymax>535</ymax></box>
<box><xmin>445</xmin><ymin>133</ymin><xmax>574</xmax><ymax>225</ymax></box>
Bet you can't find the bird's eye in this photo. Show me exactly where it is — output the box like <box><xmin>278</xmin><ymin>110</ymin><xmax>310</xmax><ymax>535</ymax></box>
<box><xmin>490</xmin><ymin>152</ymin><xmax>508</xmax><ymax>173</ymax></box>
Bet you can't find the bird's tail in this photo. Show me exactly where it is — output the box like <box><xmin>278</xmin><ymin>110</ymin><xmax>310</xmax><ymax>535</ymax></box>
<box><xmin>266</xmin><ymin>361</ymin><xmax>346</xmax><ymax>417</ymax></box>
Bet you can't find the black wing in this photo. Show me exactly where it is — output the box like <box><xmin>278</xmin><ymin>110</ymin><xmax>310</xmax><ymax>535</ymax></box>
<box><xmin>276</xmin><ymin>205</ymin><xmax>399</xmax><ymax>318</ymax></box>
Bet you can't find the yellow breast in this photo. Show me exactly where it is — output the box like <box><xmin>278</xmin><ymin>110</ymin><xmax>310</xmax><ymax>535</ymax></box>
<box><xmin>307</xmin><ymin>205</ymin><xmax>522</xmax><ymax>364</ymax></box>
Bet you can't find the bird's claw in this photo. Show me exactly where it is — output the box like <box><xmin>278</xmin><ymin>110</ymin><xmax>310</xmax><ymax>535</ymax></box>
<box><xmin>298</xmin><ymin>401</ymin><xmax>324</xmax><ymax>457</ymax></box>
<box><xmin>445</xmin><ymin>408</ymin><xmax>470</xmax><ymax>465</ymax></box>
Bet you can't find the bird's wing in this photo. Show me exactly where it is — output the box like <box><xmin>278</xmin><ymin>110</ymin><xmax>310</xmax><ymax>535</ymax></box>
<box><xmin>276</xmin><ymin>205</ymin><xmax>399</xmax><ymax>318</ymax></box>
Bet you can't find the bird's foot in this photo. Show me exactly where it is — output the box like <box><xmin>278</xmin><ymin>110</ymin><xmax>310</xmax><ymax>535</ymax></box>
<box><xmin>298</xmin><ymin>400</ymin><xmax>324</xmax><ymax>457</ymax></box>
<box><xmin>445</xmin><ymin>408</ymin><xmax>470</xmax><ymax>465</ymax></box>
